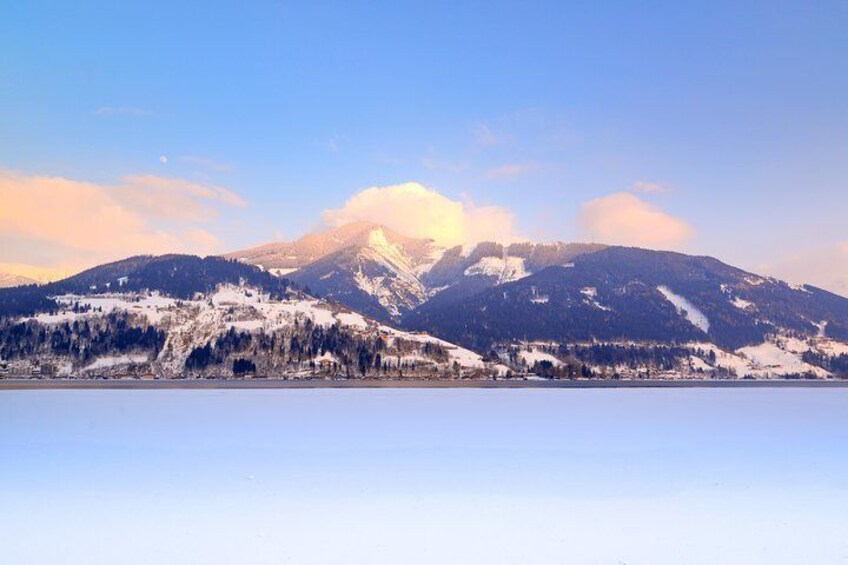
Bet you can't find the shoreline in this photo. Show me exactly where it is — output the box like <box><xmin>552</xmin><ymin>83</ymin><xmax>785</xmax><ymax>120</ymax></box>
<box><xmin>2</xmin><ymin>378</ymin><xmax>848</xmax><ymax>390</ymax></box>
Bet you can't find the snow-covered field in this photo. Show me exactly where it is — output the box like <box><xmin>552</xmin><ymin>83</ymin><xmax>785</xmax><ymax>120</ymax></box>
<box><xmin>518</xmin><ymin>348</ymin><xmax>563</xmax><ymax>367</ymax></box>
<box><xmin>504</xmin><ymin>333</ymin><xmax>847</xmax><ymax>380</ymax></box>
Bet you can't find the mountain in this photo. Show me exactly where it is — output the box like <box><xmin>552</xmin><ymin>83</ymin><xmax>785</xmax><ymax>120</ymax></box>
<box><xmin>229</xmin><ymin>223</ymin><xmax>444</xmax><ymax>321</ymax></box>
<box><xmin>419</xmin><ymin>240</ymin><xmax>606</xmax><ymax>313</ymax></box>
<box><xmin>225</xmin><ymin>224</ymin><xmax>848</xmax><ymax>379</ymax></box>
<box><xmin>0</xmin><ymin>254</ymin><xmax>294</xmax><ymax>318</ymax></box>
<box><xmin>0</xmin><ymin>272</ymin><xmax>39</xmax><ymax>289</ymax></box>
<box><xmin>405</xmin><ymin>246</ymin><xmax>848</xmax><ymax>351</ymax></box>
<box><xmin>3</xmin><ymin>226</ymin><xmax>847</xmax><ymax>381</ymax></box>
<box><xmin>226</xmin><ymin>221</ymin><xmax>438</xmax><ymax>273</ymax></box>
<box><xmin>0</xmin><ymin>254</ymin><xmax>494</xmax><ymax>379</ymax></box>
<box><xmin>229</xmin><ymin>223</ymin><xmax>606</xmax><ymax>322</ymax></box>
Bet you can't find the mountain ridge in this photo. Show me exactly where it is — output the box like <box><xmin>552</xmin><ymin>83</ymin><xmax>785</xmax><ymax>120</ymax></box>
<box><xmin>221</xmin><ymin>223</ymin><xmax>848</xmax><ymax>380</ymax></box>
<box><xmin>2</xmin><ymin>224</ymin><xmax>847</xmax><ymax>381</ymax></box>
<box><xmin>0</xmin><ymin>272</ymin><xmax>39</xmax><ymax>289</ymax></box>
<box><xmin>0</xmin><ymin>254</ymin><xmax>495</xmax><ymax>379</ymax></box>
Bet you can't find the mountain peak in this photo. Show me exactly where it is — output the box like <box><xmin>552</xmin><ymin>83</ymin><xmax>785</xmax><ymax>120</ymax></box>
<box><xmin>0</xmin><ymin>272</ymin><xmax>40</xmax><ymax>289</ymax></box>
<box><xmin>225</xmin><ymin>221</ymin><xmax>436</xmax><ymax>271</ymax></box>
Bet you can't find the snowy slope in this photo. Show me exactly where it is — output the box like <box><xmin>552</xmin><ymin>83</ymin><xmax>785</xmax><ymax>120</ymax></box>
<box><xmin>9</xmin><ymin>283</ymin><xmax>493</xmax><ymax>379</ymax></box>
<box><xmin>228</xmin><ymin>224</ymin><xmax>604</xmax><ymax>322</ymax></box>
<box><xmin>657</xmin><ymin>285</ymin><xmax>711</xmax><ymax>333</ymax></box>
<box><xmin>502</xmin><ymin>335</ymin><xmax>844</xmax><ymax>380</ymax></box>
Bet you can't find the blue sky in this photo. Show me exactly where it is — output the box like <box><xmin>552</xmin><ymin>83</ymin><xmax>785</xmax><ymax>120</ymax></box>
<box><xmin>1</xmin><ymin>1</ymin><xmax>846</xmax><ymax>292</ymax></box>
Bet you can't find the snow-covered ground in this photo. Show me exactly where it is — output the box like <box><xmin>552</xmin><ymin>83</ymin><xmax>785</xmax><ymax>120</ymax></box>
<box><xmin>505</xmin><ymin>334</ymin><xmax>845</xmax><ymax>380</ymax></box>
<box><xmin>35</xmin><ymin>292</ymin><xmax>178</xmax><ymax>325</ymax></box>
<box><xmin>269</xmin><ymin>267</ymin><xmax>298</xmax><ymax>277</ymax></box>
<box><xmin>517</xmin><ymin>348</ymin><xmax>563</xmax><ymax>367</ymax></box>
<box><xmin>84</xmin><ymin>354</ymin><xmax>150</xmax><ymax>372</ymax></box>
<box><xmin>689</xmin><ymin>338</ymin><xmax>831</xmax><ymax>379</ymax></box>
<box><xmin>377</xmin><ymin>325</ymin><xmax>486</xmax><ymax>368</ymax></box>
<box><xmin>736</xmin><ymin>342</ymin><xmax>829</xmax><ymax>378</ymax></box>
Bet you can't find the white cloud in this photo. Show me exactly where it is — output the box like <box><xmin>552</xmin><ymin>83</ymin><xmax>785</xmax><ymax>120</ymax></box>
<box><xmin>117</xmin><ymin>175</ymin><xmax>246</xmax><ymax>221</ymax></box>
<box><xmin>0</xmin><ymin>169</ymin><xmax>244</xmax><ymax>276</ymax></box>
<box><xmin>577</xmin><ymin>192</ymin><xmax>694</xmax><ymax>250</ymax></box>
<box><xmin>764</xmin><ymin>242</ymin><xmax>848</xmax><ymax>297</ymax></box>
<box><xmin>321</xmin><ymin>182</ymin><xmax>516</xmax><ymax>247</ymax></box>
<box><xmin>630</xmin><ymin>181</ymin><xmax>667</xmax><ymax>193</ymax></box>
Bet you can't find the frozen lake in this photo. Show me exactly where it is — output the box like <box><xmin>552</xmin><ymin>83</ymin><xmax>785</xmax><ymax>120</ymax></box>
<box><xmin>1</xmin><ymin>388</ymin><xmax>847</xmax><ymax>564</ymax></box>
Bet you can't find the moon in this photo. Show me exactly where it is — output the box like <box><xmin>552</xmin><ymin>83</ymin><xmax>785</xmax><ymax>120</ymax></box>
<box><xmin>159</xmin><ymin>155</ymin><xmax>168</xmax><ymax>164</ymax></box>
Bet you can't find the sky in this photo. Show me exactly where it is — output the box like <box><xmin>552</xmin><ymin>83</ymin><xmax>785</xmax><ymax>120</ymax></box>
<box><xmin>1</xmin><ymin>1</ymin><xmax>846</xmax><ymax>293</ymax></box>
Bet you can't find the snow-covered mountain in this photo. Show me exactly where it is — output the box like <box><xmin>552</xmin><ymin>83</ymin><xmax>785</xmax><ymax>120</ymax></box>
<box><xmin>223</xmin><ymin>223</ymin><xmax>848</xmax><ymax>380</ymax></box>
<box><xmin>3</xmin><ymin>225</ymin><xmax>847</xmax><ymax>381</ymax></box>
<box><xmin>227</xmin><ymin>223</ymin><xmax>445</xmax><ymax>321</ymax></box>
<box><xmin>0</xmin><ymin>255</ymin><xmax>496</xmax><ymax>379</ymax></box>
<box><xmin>408</xmin><ymin>246</ymin><xmax>848</xmax><ymax>379</ymax></box>
<box><xmin>226</xmin><ymin>221</ymin><xmax>439</xmax><ymax>275</ymax></box>
<box><xmin>0</xmin><ymin>272</ymin><xmax>39</xmax><ymax>289</ymax></box>
<box><xmin>228</xmin><ymin>223</ymin><xmax>604</xmax><ymax>322</ymax></box>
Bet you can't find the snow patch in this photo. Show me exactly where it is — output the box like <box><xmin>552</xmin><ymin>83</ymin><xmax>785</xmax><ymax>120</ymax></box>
<box><xmin>518</xmin><ymin>348</ymin><xmax>563</xmax><ymax>367</ymax></box>
<box><xmin>270</xmin><ymin>267</ymin><xmax>297</xmax><ymax>277</ymax></box>
<box><xmin>580</xmin><ymin>287</ymin><xmax>611</xmax><ymax>311</ymax></box>
<box><xmin>791</xmin><ymin>283</ymin><xmax>812</xmax><ymax>294</ymax></box>
<box><xmin>657</xmin><ymin>286</ymin><xmax>710</xmax><ymax>333</ymax></box>
<box><xmin>378</xmin><ymin>326</ymin><xmax>485</xmax><ymax>368</ymax></box>
<box><xmin>529</xmin><ymin>286</ymin><xmax>549</xmax><ymax>304</ymax></box>
<box><xmin>335</xmin><ymin>311</ymin><xmax>369</xmax><ymax>329</ymax></box>
<box><xmin>464</xmin><ymin>256</ymin><xmax>528</xmax><ymax>284</ymax></box>
<box><xmin>35</xmin><ymin>292</ymin><xmax>179</xmax><ymax>325</ymax></box>
<box><xmin>818</xmin><ymin>339</ymin><xmax>848</xmax><ymax>357</ymax></box>
<box><xmin>737</xmin><ymin>342</ymin><xmax>828</xmax><ymax>378</ymax></box>
<box><xmin>689</xmin><ymin>355</ymin><xmax>712</xmax><ymax>372</ymax></box>
<box><xmin>731</xmin><ymin>296</ymin><xmax>754</xmax><ymax>310</ymax></box>
<box><xmin>84</xmin><ymin>354</ymin><xmax>149</xmax><ymax>372</ymax></box>
<box><xmin>427</xmin><ymin>285</ymin><xmax>450</xmax><ymax>298</ymax></box>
